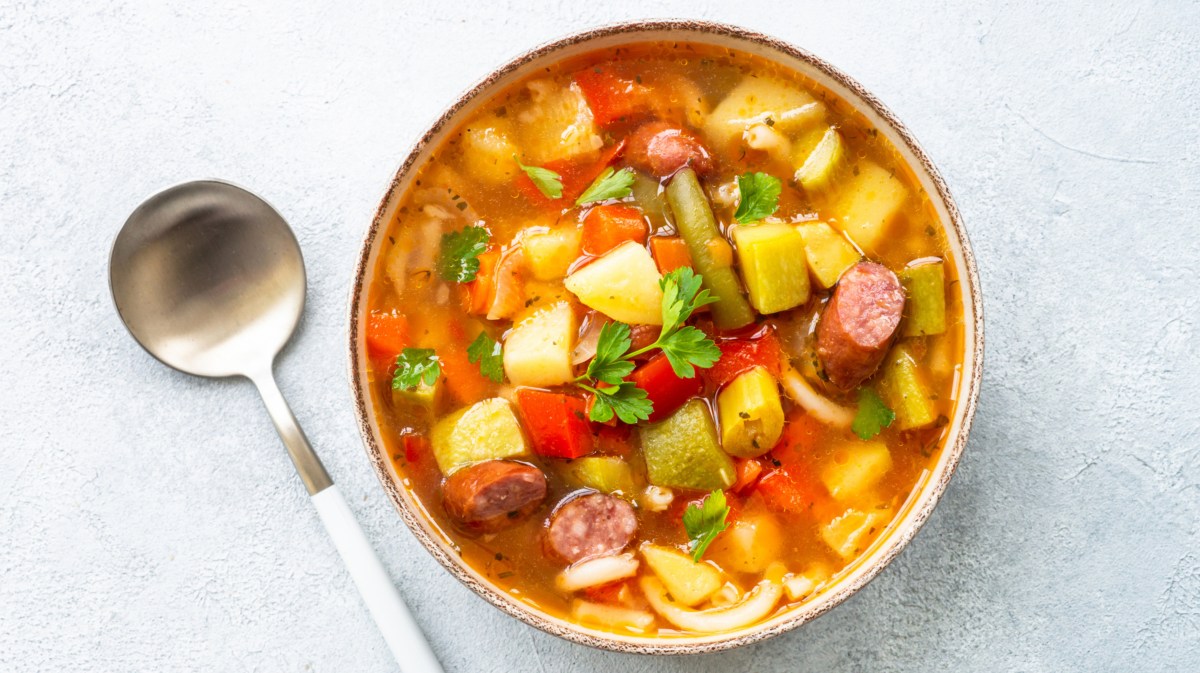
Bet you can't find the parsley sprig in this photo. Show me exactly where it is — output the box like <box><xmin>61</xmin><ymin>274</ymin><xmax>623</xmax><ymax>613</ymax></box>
<box><xmin>733</xmin><ymin>172</ymin><xmax>782</xmax><ymax>224</ymax></box>
<box><xmin>683</xmin><ymin>489</ymin><xmax>730</xmax><ymax>561</ymax></box>
<box><xmin>852</xmin><ymin>387</ymin><xmax>895</xmax><ymax>440</ymax></box>
<box><xmin>576</xmin><ymin>167</ymin><xmax>636</xmax><ymax>206</ymax></box>
<box><xmin>437</xmin><ymin>226</ymin><xmax>490</xmax><ymax>283</ymax></box>
<box><xmin>391</xmin><ymin>348</ymin><xmax>441</xmax><ymax>391</ymax></box>
<box><xmin>513</xmin><ymin>154</ymin><xmax>563</xmax><ymax>199</ymax></box>
<box><xmin>466</xmin><ymin>331</ymin><xmax>504</xmax><ymax>383</ymax></box>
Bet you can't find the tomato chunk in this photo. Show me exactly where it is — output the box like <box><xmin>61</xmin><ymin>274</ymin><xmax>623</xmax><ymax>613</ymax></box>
<box><xmin>514</xmin><ymin>388</ymin><xmax>595</xmax><ymax>459</ymax></box>
<box><xmin>704</xmin><ymin>329</ymin><xmax>786</xmax><ymax>388</ymax></box>
<box><xmin>629</xmin><ymin>353</ymin><xmax>703</xmax><ymax>423</ymax></box>
<box><xmin>756</xmin><ymin>466</ymin><xmax>824</xmax><ymax>515</ymax></box>
<box><xmin>365</xmin><ymin>310</ymin><xmax>409</xmax><ymax>357</ymax></box>
<box><xmin>581</xmin><ymin>204</ymin><xmax>648</xmax><ymax>257</ymax></box>
<box><xmin>575</xmin><ymin>69</ymin><xmax>653</xmax><ymax>127</ymax></box>
<box><xmin>649</xmin><ymin>236</ymin><xmax>693</xmax><ymax>274</ymax></box>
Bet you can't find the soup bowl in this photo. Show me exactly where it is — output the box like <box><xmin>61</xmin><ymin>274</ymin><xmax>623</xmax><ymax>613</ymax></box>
<box><xmin>348</xmin><ymin>19</ymin><xmax>983</xmax><ymax>654</ymax></box>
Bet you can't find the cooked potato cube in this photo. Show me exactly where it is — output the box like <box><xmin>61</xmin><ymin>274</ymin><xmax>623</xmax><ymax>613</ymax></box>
<box><xmin>732</xmin><ymin>222</ymin><xmax>810</xmax><ymax>314</ymax></box>
<box><xmin>796</xmin><ymin>222</ymin><xmax>861</xmax><ymax>289</ymax></box>
<box><xmin>821</xmin><ymin>508</ymin><xmax>887</xmax><ymax>559</ymax></box>
<box><xmin>523</xmin><ymin>227</ymin><xmax>582</xmax><ymax>281</ymax></box>
<box><xmin>502</xmin><ymin>300</ymin><xmax>576</xmax><ymax>387</ymax></box>
<box><xmin>717</xmin><ymin>366</ymin><xmax>785</xmax><ymax>457</ymax></box>
<box><xmin>518</xmin><ymin>80</ymin><xmax>602</xmax><ymax>164</ymax></box>
<box><xmin>831</xmin><ymin>160</ymin><xmax>909</xmax><ymax>253</ymax></box>
<box><xmin>564</xmin><ymin>240</ymin><xmax>663</xmax><ymax>325</ymax></box>
<box><xmin>640</xmin><ymin>543</ymin><xmax>724</xmax><ymax>607</ymax></box>
<box><xmin>460</xmin><ymin>117</ymin><xmax>518</xmax><ymax>184</ymax></box>
<box><xmin>704</xmin><ymin>76</ymin><xmax>825</xmax><ymax>151</ymax></box>
<box><xmin>820</xmin><ymin>441</ymin><xmax>892</xmax><ymax>501</ymax></box>
<box><xmin>708</xmin><ymin>509</ymin><xmax>783</xmax><ymax>573</ymax></box>
<box><xmin>430</xmin><ymin>398</ymin><xmax>529</xmax><ymax>474</ymax></box>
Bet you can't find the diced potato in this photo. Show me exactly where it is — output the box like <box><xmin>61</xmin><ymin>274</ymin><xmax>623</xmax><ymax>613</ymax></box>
<box><xmin>564</xmin><ymin>240</ymin><xmax>663</xmax><ymax>325</ymax></box>
<box><xmin>518</xmin><ymin>80</ymin><xmax>602</xmax><ymax>164</ymax></box>
<box><xmin>708</xmin><ymin>509</ymin><xmax>783</xmax><ymax>573</ymax></box>
<box><xmin>794</xmin><ymin>127</ymin><xmax>846</xmax><ymax>192</ymax></box>
<box><xmin>640</xmin><ymin>544</ymin><xmax>724</xmax><ymax>607</ymax></box>
<box><xmin>795</xmin><ymin>221</ymin><xmax>861</xmax><ymax>289</ymax></box>
<box><xmin>430</xmin><ymin>398</ymin><xmax>529</xmax><ymax>474</ymax></box>
<box><xmin>831</xmin><ymin>160</ymin><xmax>909</xmax><ymax>253</ymax></box>
<box><xmin>731</xmin><ymin>223</ymin><xmax>810</xmax><ymax>314</ymax></box>
<box><xmin>820</xmin><ymin>441</ymin><xmax>892</xmax><ymax>501</ymax></box>
<box><xmin>640</xmin><ymin>400</ymin><xmax>735</xmax><ymax>491</ymax></box>
<box><xmin>704</xmin><ymin>76</ymin><xmax>825</xmax><ymax>151</ymax></box>
<box><xmin>460</xmin><ymin>116</ymin><xmax>518</xmax><ymax>184</ymax></box>
<box><xmin>879</xmin><ymin>343</ymin><xmax>937</xmax><ymax>429</ymax></box>
<box><xmin>502</xmin><ymin>301</ymin><xmax>576</xmax><ymax>387</ymax></box>
<box><xmin>783</xmin><ymin>562</ymin><xmax>833</xmax><ymax>601</ymax></box>
<box><xmin>565</xmin><ymin>456</ymin><xmax>636</xmax><ymax>496</ymax></box>
<box><xmin>522</xmin><ymin>227</ymin><xmax>582</xmax><ymax>281</ymax></box>
<box><xmin>717</xmin><ymin>366</ymin><xmax>785</xmax><ymax>457</ymax></box>
<box><xmin>821</xmin><ymin>508</ymin><xmax>887</xmax><ymax>559</ymax></box>
<box><xmin>513</xmin><ymin>280</ymin><xmax>572</xmax><ymax>323</ymax></box>
<box><xmin>391</xmin><ymin>378</ymin><xmax>441</xmax><ymax>411</ymax></box>
<box><xmin>899</xmin><ymin>260</ymin><xmax>947</xmax><ymax>336</ymax></box>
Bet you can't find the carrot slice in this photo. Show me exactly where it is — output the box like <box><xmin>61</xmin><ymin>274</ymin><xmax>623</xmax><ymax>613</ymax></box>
<box><xmin>649</xmin><ymin>236</ymin><xmax>693</xmax><ymax>274</ymax></box>
<box><xmin>365</xmin><ymin>310</ymin><xmax>409</xmax><ymax>357</ymax></box>
<box><xmin>581</xmin><ymin>204</ymin><xmax>648</xmax><ymax>257</ymax></box>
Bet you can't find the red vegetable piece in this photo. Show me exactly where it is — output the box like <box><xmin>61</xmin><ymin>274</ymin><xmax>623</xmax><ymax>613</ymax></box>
<box><xmin>649</xmin><ymin>236</ymin><xmax>694</xmax><ymax>274</ymax></box>
<box><xmin>365</xmin><ymin>310</ymin><xmax>409</xmax><ymax>357</ymax></box>
<box><xmin>704</xmin><ymin>329</ymin><xmax>786</xmax><ymax>388</ymax></box>
<box><xmin>732</xmin><ymin>458</ymin><xmax>764</xmax><ymax>494</ymax></box>
<box><xmin>629</xmin><ymin>353</ymin><xmax>703</xmax><ymax>423</ymax></box>
<box><xmin>515</xmin><ymin>140</ymin><xmax>627</xmax><ymax>209</ymax></box>
<box><xmin>514</xmin><ymin>388</ymin><xmax>595</xmax><ymax>459</ymax></box>
<box><xmin>581</xmin><ymin>204</ymin><xmax>648</xmax><ymax>257</ymax></box>
<box><xmin>755</xmin><ymin>467</ymin><xmax>823</xmax><ymax>515</ymax></box>
<box><xmin>626</xmin><ymin>122</ymin><xmax>714</xmax><ymax>178</ymax></box>
<box><xmin>402</xmin><ymin>434</ymin><xmax>429</xmax><ymax>464</ymax></box>
<box><xmin>575</xmin><ymin>69</ymin><xmax>653</xmax><ymax>127</ymax></box>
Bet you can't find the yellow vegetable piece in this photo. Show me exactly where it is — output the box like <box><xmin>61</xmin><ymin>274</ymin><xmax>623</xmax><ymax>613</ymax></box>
<box><xmin>820</xmin><ymin>441</ymin><xmax>893</xmax><ymax>501</ymax></box>
<box><xmin>430</xmin><ymin>398</ymin><xmax>529</xmax><ymax>475</ymax></box>
<box><xmin>794</xmin><ymin>127</ymin><xmax>846</xmax><ymax>192</ymax></box>
<box><xmin>502</xmin><ymin>300</ymin><xmax>577</xmax><ymax>387</ymax></box>
<box><xmin>795</xmin><ymin>221</ymin><xmax>862</xmax><ymax>289</ymax></box>
<box><xmin>731</xmin><ymin>223</ymin><xmax>810</xmax><ymax>315</ymax></box>
<box><xmin>640</xmin><ymin>573</ymin><xmax>784</xmax><ymax>634</ymax></box>
<box><xmin>518</xmin><ymin>80</ymin><xmax>602</xmax><ymax>164</ymax></box>
<box><xmin>640</xmin><ymin>400</ymin><xmax>736</xmax><ymax>491</ymax></box>
<box><xmin>821</xmin><ymin>508</ymin><xmax>887</xmax><ymax>559</ymax></box>
<box><xmin>391</xmin><ymin>378</ymin><xmax>441</xmax><ymax>412</ymax></box>
<box><xmin>564</xmin><ymin>240</ymin><xmax>663</xmax><ymax>325</ymax></box>
<box><xmin>459</xmin><ymin>117</ymin><xmax>518</xmax><ymax>184</ymax></box>
<box><xmin>879</xmin><ymin>343</ymin><xmax>937</xmax><ymax>429</ymax></box>
<box><xmin>708</xmin><ymin>509</ymin><xmax>783</xmax><ymax>574</ymax></box>
<box><xmin>899</xmin><ymin>260</ymin><xmax>947</xmax><ymax>336</ymax></box>
<box><xmin>703</xmin><ymin>76</ymin><xmax>825</xmax><ymax>150</ymax></box>
<box><xmin>640</xmin><ymin>543</ymin><xmax>724</xmax><ymax>607</ymax></box>
<box><xmin>717</xmin><ymin>366</ymin><xmax>785</xmax><ymax>458</ymax></box>
<box><xmin>565</xmin><ymin>456</ymin><xmax>636</xmax><ymax>496</ymax></box>
<box><xmin>522</xmin><ymin>227</ymin><xmax>582</xmax><ymax>281</ymax></box>
<box><xmin>831</xmin><ymin>160</ymin><xmax>910</xmax><ymax>253</ymax></box>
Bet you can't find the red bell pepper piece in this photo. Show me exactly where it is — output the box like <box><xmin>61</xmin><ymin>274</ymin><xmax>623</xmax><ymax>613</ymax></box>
<box><xmin>731</xmin><ymin>458</ymin><xmax>764</xmax><ymax>494</ymax></box>
<box><xmin>574</xmin><ymin>69</ymin><xmax>653</xmax><ymax>127</ymax></box>
<box><xmin>402</xmin><ymin>434</ymin><xmax>429</xmax><ymax>465</ymax></box>
<box><xmin>365</xmin><ymin>310</ymin><xmax>409</xmax><ymax>358</ymax></box>
<box><xmin>464</xmin><ymin>248</ymin><xmax>500</xmax><ymax>315</ymax></box>
<box><xmin>629</xmin><ymin>353</ymin><xmax>702</xmax><ymax>423</ymax></box>
<box><xmin>581</xmin><ymin>204</ymin><xmax>648</xmax><ymax>257</ymax></box>
<box><xmin>515</xmin><ymin>140</ymin><xmax>626</xmax><ymax>209</ymax></box>
<box><xmin>514</xmin><ymin>388</ymin><xmax>595</xmax><ymax>459</ymax></box>
<box><xmin>704</xmin><ymin>329</ymin><xmax>786</xmax><ymax>388</ymax></box>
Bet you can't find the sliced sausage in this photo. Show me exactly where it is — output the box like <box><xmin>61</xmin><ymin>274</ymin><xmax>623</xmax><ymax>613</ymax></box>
<box><xmin>815</xmin><ymin>261</ymin><xmax>906</xmax><ymax>390</ymax></box>
<box><xmin>626</xmin><ymin>122</ymin><xmax>714</xmax><ymax>178</ymax></box>
<box><xmin>546</xmin><ymin>492</ymin><xmax>638</xmax><ymax>563</ymax></box>
<box><xmin>443</xmin><ymin>460</ymin><xmax>547</xmax><ymax>533</ymax></box>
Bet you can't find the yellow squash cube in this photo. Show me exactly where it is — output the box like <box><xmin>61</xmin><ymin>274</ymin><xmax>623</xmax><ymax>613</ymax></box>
<box><xmin>731</xmin><ymin>223</ymin><xmax>810</xmax><ymax>314</ymax></box>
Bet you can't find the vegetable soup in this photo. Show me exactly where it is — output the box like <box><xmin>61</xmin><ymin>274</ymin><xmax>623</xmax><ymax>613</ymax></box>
<box><xmin>362</xmin><ymin>41</ymin><xmax>964</xmax><ymax>637</ymax></box>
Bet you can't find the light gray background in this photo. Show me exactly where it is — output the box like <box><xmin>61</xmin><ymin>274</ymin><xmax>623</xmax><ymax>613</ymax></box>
<box><xmin>2</xmin><ymin>1</ymin><xmax>1197</xmax><ymax>671</ymax></box>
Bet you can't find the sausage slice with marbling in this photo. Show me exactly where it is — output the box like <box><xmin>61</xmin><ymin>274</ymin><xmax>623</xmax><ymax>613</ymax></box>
<box><xmin>546</xmin><ymin>492</ymin><xmax>638</xmax><ymax>563</ymax></box>
<box><xmin>443</xmin><ymin>460</ymin><xmax>547</xmax><ymax>533</ymax></box>
<box><xmin>815</xmin><ymin>261</ymin><xmax>906</xmax><ymax>390</ymax></box>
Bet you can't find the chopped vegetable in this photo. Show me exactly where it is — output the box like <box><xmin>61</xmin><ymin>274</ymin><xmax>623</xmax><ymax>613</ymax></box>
<box><xmin>851</xmin><ymin>387</ymin><xmax>895</xmax><ymax>440</ymax></box>
<box><xmin>899</xmin><ymin>260</ymin><xmax>947</xmax><ymax>336</ymax></box>
<box><xmin>522</xmin><ymin>227</ymin><xmax>581</xmax><ymax>280</ymax></box>
<box><xmin>576</xmin><ymin>167</ymin><xmax>636</xmax><ymax>206</ymax></box>
<box><xmin>581</xmin><ymin>204</ymin><xmax>647</xmax><ymax>256</ymax></box>
<box><xmin>460</xmin><ymin>118</ymin><xmax>518</xmax><ymax>184</ymax></box>
<box><xmin>466</xmin><ymin>331</ymin><xmax>504</xmax><ymax>383</ymax></box>
<box><xmin>629</xmin><ymin>353</ymin><xmax>703</xmax><ymax>423</ymax></box>
<box><xmin>717</xmin><ymin>366</ymin><xmax>785</xmax><ymax>458</ymax></box>
<box><xmin>502</xmin><ymin>300</ymin><xmax>576</xmax><ymax>387</ymax></box>
<box><xmin>391</xmin><ymin>378</ymin><xmax>441</xmax><ymax>411</ymax></box>
<box><xmin>574</xmin><ymin>68</ymin><xmax>653</xmax><ymax>127</ymax></box>
<box><xmin>437</xmin><ymin>343</ymin><xmax>495</xmax><ymax>404</ymax></box>
<box><xmin>640</xmin><ymin>543</ymin><xmax>724</xmax><ymax>606</ymax></box>
<box><xmin>437</xmin><ymin>225</ymin><xmax>491</xmax><ymax>283</ymax></box>
<box><xmin>649</xmin><ymin>236</ymin><xmax>693</xmax><ymax>274</ymax></box>
<box><xmin>430</xmin><ymin>398</ymin><xmax>529</xmax><ymax>474</ymax></box>
<box><xmin>583</xmin><ymin>381</ymin><xmax>652</xmax><ymax>425</ymax></box>
<box><xmin>391</xmin><ymin>348</ymin><xmax>441</xmax><ymax>391</ymax></box>
<box><xmin>639</xmin><ymin>570</ymin><xmax>784</xmax><ymax>633</ymax></box>
<box><xmin>365</xmin><ymin>310</ymin><xmax>409</xmax><ymax>357</ymax></box>
<box><xmin>513</xmin><ymin>154</ymin><xmax>563</xmax><ymax>199</ymax></box>
<box><xmin>665</xmin><ymin>168</ymin><xmax>755</xmax><ymax>330</ymax></box>
<box><xmin>564</xmin><ymin>240</ymin><xmax>664</xmax><ymax>325</ymax></box>
<box><xmin>516</xmin><ymin>140</ymin><xmax>626</xmax><ymax>208</ymax></box>
<box><xmin>630</xmin><ymin>171</ymin><xmax>670</xmax><ymax>229</ymax></box>
<box><xmin>584</xmin><ymin>321</ymin><xmax>636</xmax><ymax>385</ymax></box>
<box><xmin>703</xmin><ymin>75</ymin><xmax>825</xmax><ymax>150</ymax></box>
<box><xmin>640</xmin><ymin>400</ymin><xmax>735</xmax><ymax>491</ymax></box>
<box><xmin>514</xmin><ymin>388</ymin><xmax>593</xmax><ymax>459</ymax></box>
<box><xmin>464</xmin><ymin>248</ymin><xmax>500</xmax><ymax>314</ymax></box>
<box><xmin>831</xmin><ymin>160</ymin><xmax>909</xmax><ymax>252</ymax></box>
<box><xmin>878</xmin><ymin>343</ymin><xmax>936</xmax><ymax>429</ymax></box>
<box><xmin>821</xmin><ymin>508</ymin><xmax>887</xmax><ymax>559</ymax></box>
<box><xmin>755</xmin><ymin>467</ymin><xmax>824</xmax><ymax>515</ymax></box>
<box><xmin>820</xmin><ymin>441</ymin><xmax>892</xmax><ymax>501</ymax></box>
<box><xmin>705</xmin><ymin>330</ymin><xmax>785</xmax><ymax>388</ymax></box>
<box><xmin>796</xmin><ymin>221</ymin><xmax>861</xmax><ymax>289</ymax></box>
<box><xmin>731</xmin><ymin>222</ymin><xmax>810</xmax><ymax>314</ymax></box>
<box><xmin>556</xmin><ymin>553</ymin><xmax>639</xmax><ymax>592</ymax></box>
<box><xmin>731</xmin><ymin>458</ymin><xmax>764</xmax><ymax>493</ymax></box>
<box><xmin>564</xmin><ymin>456</ymin><xmax>636</xmax><ymax>494</ymax></box>
<box><xmin>783</xmin><ymin>563</ymin><xmax>832</xmax><ymax>601</ymax></box>
<box><xmin>733</xmin><ymin>172</ymin><xmax>782</xmax><ymax>224</ymax></box>
<box><xmin>708</xmin><ymin>509</ymin><xmax>784</xmax><ymax>573</ymax></box>
<box><xmin>571</xmin><ymin>599</ymin><xmax>655</xmax><ymax>632</ymax></box>
<box><xmin>517</xmin><ymin>79</ymin><xmax>602</xmax><ymax>165</ymax></box>
<box><xmin>682</xmin><ymin>489</ymin><xmax>731</xmax><ymax>561</ymax></box>
<box><xmin>794</xmin><ymin>127</ymin><xmax>845</xmax><ymax>192</ymax></box>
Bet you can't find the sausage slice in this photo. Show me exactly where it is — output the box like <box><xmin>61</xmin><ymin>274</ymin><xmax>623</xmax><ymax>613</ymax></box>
<box><xmin>815</xmin><ymin>262</ymin><xmax>906</xmax><ymax>390</ymax></box>
<box><xmin>443</xmin><ymin>460</ymin><xmax>547</xmax><ymax>533</ymax></box>
<box><xmin>626</xmin><ymin>122</ymin><xmax>714</xmax><ymax>178</ymax></box>
<box><xmin>546</xmin><ymin>492</ymin><xmax>637</xmax><ymax>563</ymax></box>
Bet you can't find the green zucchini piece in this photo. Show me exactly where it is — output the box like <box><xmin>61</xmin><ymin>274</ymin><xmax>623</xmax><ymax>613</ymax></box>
<box><xmin>731</xmin><ymin>222</ymin><xmax>810</xmax><ymax>314</ymax></box>
<box><xmin>564</xmin><ymin>456</ymin><xmax>637</xmax><ymax>496</ymax></box>
<box><xmin>878</xmin><ymin>345</ymin><xmax>936</xmax><ymax>430</ymax></box>
<box><xmin>640</xmin><ymin>399</ymin><xmax>736</xmax><ymax>491</ymax></box>
<box><xmin>794</xmin><ymin>127</ymin><xmax>845</xmax><ymax>192</ymax></box>
<box><xmin>430</xmin><ymin>398</ymin><xmax>530</xmax><ymax>475</ymax></box>
<box><xmin>899</xmin><ymin>260</ymin><xmax>947</xmax><ymax>336</ymax></box>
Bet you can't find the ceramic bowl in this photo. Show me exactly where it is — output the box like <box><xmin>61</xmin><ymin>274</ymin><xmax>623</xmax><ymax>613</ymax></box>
<box><xmin>348</xmin><ymin>19</ymin><xmax>983</xmax><ymax>655</ymax></box>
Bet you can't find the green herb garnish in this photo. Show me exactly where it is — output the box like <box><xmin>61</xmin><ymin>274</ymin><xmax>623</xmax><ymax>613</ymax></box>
<box><xmin>466</xmin><ymin>331</ymin><xmax>504</xmax><ymax>383</ymax></box>
<box><xmin>513</xmin><ymin>154</ymin><xmax>563</xmax><ymax>199</ymax></box>
<box><xmin>683</xmin><ymin>489</ymin><xmax>730</xmax><ymax>561</ymax></box>
<box><xmin>437</xmin><ymin>226</ymin><xmax>490</xmax><ymax>283</ymax></box>
<box><xmin>733</xmin><ymin>172</ymin><xmax>782</xmax><ymax>224</ymax></box>
<box><xmin>578</xmin><ymin>381</ymin><xmax>652</xmax><ymax>425</ymax></box>
<box><xmin>575</xmin><ymin>167</ymin><xmax>636</xmax><ymax>206</ymax></box>
<box><xmin>391</xmin><ymin>348</ymin><xmax>441</xmax><ymax>391</ymax></box>
<box><xmin>851</xmin><ymin>387</ymin><xmax>895</xmax><ymax>440</ymax></box>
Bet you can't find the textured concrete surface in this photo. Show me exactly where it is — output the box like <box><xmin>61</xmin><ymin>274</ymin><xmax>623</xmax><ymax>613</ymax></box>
<box><xmin>2</xmin><ymin>1</ymin><xmax>1198</xmax><ymax>671</ymax></box>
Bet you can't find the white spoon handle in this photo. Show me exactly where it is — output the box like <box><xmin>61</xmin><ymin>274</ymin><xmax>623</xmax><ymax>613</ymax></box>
<box><xmin>312</xmin><ymin>485</ymin><xmax>445</xmax><ymax>673</ymax></box>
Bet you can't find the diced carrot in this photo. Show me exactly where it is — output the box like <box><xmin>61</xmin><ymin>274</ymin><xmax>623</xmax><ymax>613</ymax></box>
<box><xmin>771</xmin><ymin>411</ymin><xmax>828</xmax><ymax>469</ymax></box>
<box><xmin>514</xmin><ymin>388</ymin><xmax>594</xmax><ymax>459</ymax></box>
<box><xmin>756</xmin><ymin>467</ymin><xmax>824</xmax><ymax>515</ymax></box>
<box><xmin>438</xmin><ymin>345</ymin><xmax>493</xmax><ymax>404</ymax></box>
<box><xmin>649</xmin><ymin>236</ymin><xmax>693</xmax><ymax>274</ymax></box>
<box><xmin>464</xmin><ymin>249</ymin><xmax>500</xmax><ymax>315</ymax></box>
<box><xmin>629</xmin><ymin>353</ymin><xmax>703</xmax><ymax>423</ymax></box>
<box><xmin>732</xmin><ymin>458</ymin><xmax>764</xmax><ymax>494</ymax></box>
<box><xmin>581</xmin><ymin>204</ymin><xmax>648</xmax><ymax>257</ymax></box>
<box><xmin>365</xmin><ymin>310</ymin><xmax>409</xmax><ymax>357</ymax></box>
<box><xmin>574</xmin><ymin>69</ymin><xmax>653</xmax><ymax>127</ymax></box>
<box><xmin>703</xmin><ymin>329</ymin><xmax>786</xmax><ymax>388</ymax></box>
<box><xmin>516</xmin><ymin>140</ymin><xmax>627</xmax><ymax>209</ymax></box>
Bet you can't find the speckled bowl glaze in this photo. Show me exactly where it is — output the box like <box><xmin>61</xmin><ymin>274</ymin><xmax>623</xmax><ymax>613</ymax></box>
<box><xmin>348</xmin><ymin>20</ymin><xmax>984</xmax><ymax>655</ymax></box>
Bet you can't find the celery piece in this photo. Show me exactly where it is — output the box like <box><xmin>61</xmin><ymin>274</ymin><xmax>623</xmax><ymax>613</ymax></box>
<box><xmin>665</xmin><ymin>169</ymin><xmax>755</xmax><ymax>329</ymax></box>
<box><xmin>631</xmin><ymin>171</ymin><xmax>670</xmax><ymax>231</ymax></box>
<box><xmin>899</xmin><ymin>261</ymin><xmax>947</xmax><ymax>337</ymax></box>
<box><xmin>716</xmin><ymin>366</ymin><xmax>785</xmax><ymax>458</ymax></box>
<box><xmin>565</xmin><ymin>456</ymin><xmax>636</xmax><ymax>496</ymax></box>
<box><xmin>794</xmin><ymin>127</ymin><xmax>845</xmax><ymax>192</ymax></box>
<box><xmin>731</xmin><ymin>223</ymin><xmax>810</xmax><ymax>314</ymax></box>
<box><xmin>640</xmin><ymin>399</ymin><xmax>736</xmax><ymax>491</ymax></box>
<box><xmin>796</xmin><ymin>222</ymin><xmax>861</xmax><ymax>289</ymax></box>
<box><xmin>878</xmin><ymin>344</ymin><xmax>936</xmax><ymax>430</ymax></box>
<box><xmin>430</xmin><ymin>398</ymin><xmax>530</xmax><ymax>475</ymax></box>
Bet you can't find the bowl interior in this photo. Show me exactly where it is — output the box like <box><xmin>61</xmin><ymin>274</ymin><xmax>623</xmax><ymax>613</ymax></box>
<box><xmin>348</xmin><ymin>20</ymin><xmax>982</xmax><ymax>654</ymax></box>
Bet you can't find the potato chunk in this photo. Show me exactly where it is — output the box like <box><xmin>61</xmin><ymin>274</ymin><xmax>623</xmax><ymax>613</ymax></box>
<box><xmin>502</xmin><ymin>300</ymin><xmax>577</xmax><ymax>387</ymax></box>
<box><xmin>704</xmin><ymin>76</ymin><xmax>825</xmax><ymax>151</ymax></box>
<box><xmin>460</xmin><ymin>116</ymin><xmax>518</xmax><ymax>184</ymax></box>
<box><xmin>430</xmin><ymin>398</ymin><xmax>529</xmax><ymax>474</ymax></box>
<box><xmin>708</xmin><ymin>509</ymin><xmax>783</xmax><ymax>573</ymax></box>
<box><xmin>523</xmin><ymin>227</ymin><xmax>582</xmax><ymax>281</ymax></box>
<box><xmin>564</xmin><ymin>241</ymin><xmax>663</xmax><ymax>325</ymax></box>
<box><xmin>821</xmin><ymin>508</ymin><xmax>887</xmax><ymax>559</ymax></box>
<box><xmin>796</xmin><ymin>221</ymin><xmax>861</xmax><ymax>289</ymax></box>
<box><xmin>518</xmin><ymin>80</ymin><xmax>602</xmax><ymax>164</ymax></box>
<box><xmin>640</xmin><ymin>544</ymin><xmax>724</xmax><ymax>607</ymax></box>
<box><xmin>831</xmin><ymin>160</ymin><xmax>909</xmax><ymax>253</ymax></box>
<box><xmin>820</xmin><ymin>441</ymin><xmax>892</xmax><ymax>501</ymax></box>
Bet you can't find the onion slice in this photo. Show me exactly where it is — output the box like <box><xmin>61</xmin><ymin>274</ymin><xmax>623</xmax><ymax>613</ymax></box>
<box><xmin>780</xmin><ymin>366</ymin><xmax>854</xmax><ymax>428</ymax></box>
<box><xmin>571</xmin><ymin>600</ymin><xmax>655</xmax><ymax>632</ymax></box>
<box><xmin>556</xmin><ymin>553</ymin><xmax>639</xmax><ymax>593</ymax></box>
<box><xmin>640</xmin><ymin>572</ymin><xmax>784</xmax><ymax>633</ymax></box>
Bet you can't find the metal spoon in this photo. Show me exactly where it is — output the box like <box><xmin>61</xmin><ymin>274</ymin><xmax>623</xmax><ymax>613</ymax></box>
<box><xmin>110</xmin><ymin>180</ymin><xmax>443</xmax><ymax>672</ymax></box>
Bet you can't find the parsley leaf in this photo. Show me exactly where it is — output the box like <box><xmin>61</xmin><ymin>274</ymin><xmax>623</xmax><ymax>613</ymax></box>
<box><xmin>583</xmin><ymin>381</ymin><xmax>652</xmax><ymax>424</ymax></box>
<box><xmin>852</xmin><ymin>387</ymin><xmax>895</xmax><ymax>440</ymax></box>
<box><xmin>437</xmin><ymin>226</ymin><xmax>490</xmax><ymax>283</ymax></box>
<box><xmin>466</xmin><ymin>331</ymin><xmax>504</xmax><ymax>383</ymax></box>
<box><xmin>656</xmin><ymin>326</ymin><xmax>721</xmax><ymax>379</ymax></box>
<box><xmin>627</xmin><ymin>268</ymin><xmax>721</xmax><ymax>378</ymax></box>
<box><xmin>576</xmin><ymin>167</ymin><xmax>636</xmax><ymax>205</ymax></box>
<box><xmin>585</xmin><ymin>321</ymin><xmax>635</xmax><ymax>385</ymax></box>
<box><xmin>513</xmin><ymin>154</ymin><xmax>563</xmax><ymax>199</ymax></box>
<box><xmin>659</xmin><ymin>267</ymin><xmax>718</xmax><ymax>337</ymax></box>
<box><xmin>683</xmin><ymin>489</ymin><xmax>730</xmax><ymax>561</ymax></box>
<box><xmin>392</xmin><ymin>348</ymin><xmax>441</xmax><ymax>391</ymax></box>
<box><xmin>733</xmin><ymin>172</ymin><xmax>782</xmax><ymax>224</ymax></box>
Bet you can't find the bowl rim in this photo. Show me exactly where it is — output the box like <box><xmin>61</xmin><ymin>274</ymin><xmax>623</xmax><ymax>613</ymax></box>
<box><xmin>347</xmin><ymin>18</ymin><xmax>984</xmax><ymax>655</ymax></box>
